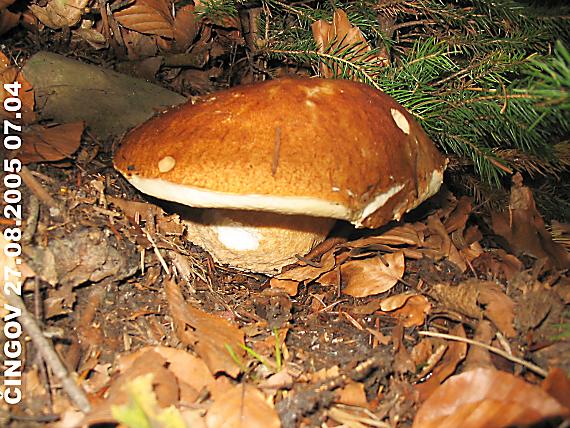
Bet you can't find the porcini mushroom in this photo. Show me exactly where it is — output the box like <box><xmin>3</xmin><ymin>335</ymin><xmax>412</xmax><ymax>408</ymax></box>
<box><xmin>113</xmin><ymin>77</ymin><xmax>446</xmax><ymax>274</ymax></box>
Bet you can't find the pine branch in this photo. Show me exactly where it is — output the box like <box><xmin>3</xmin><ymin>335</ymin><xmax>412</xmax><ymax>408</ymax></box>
<box><xmin>256</xmin><ymin>0</ymin><xmax>570</xmax><ymax>187</ymax></box>
<box><xmin>194</xmin><ymin>0</ymin><xmax>239</xmax><ymax>21</ymax></box>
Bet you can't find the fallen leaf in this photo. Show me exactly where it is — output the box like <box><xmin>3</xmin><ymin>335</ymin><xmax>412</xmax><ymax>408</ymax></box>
<box><xmin>346</xmin><ymin>224</ymin><xmax>423</xmax><ymax>249</ymax></box>
<box><xmin>0</xmin><ymin>8</ymin><xmax>19</xmax><ymax>36</ymax></box>
<box><xmin>430</xmin><ymin>281</ymin><xmax>482</xmax><ymax>319</ymax></box>
<box><xmin>317</xmin><ymin>266</ymin><xmax>340</xmax><ymax>288</ymax></box>
<box><xmin>443</xmin><ymin>196</ymin><xmax>472</xmax><ymax>233</ymax></box>
<box><xmin>464</xmin><ymin>320</ymin><xmax>495</xmax><ymax>371</ymax></box>
<box><xmin>111</xmin><ymin>373</ymin><xmax>186</xmax><ymax>428</ymax></box>
<box><xmin>335</xmin><ymin>381</ymin><xmax>367</xmax><ymax>407</ymax></box>
<box><xmin>121</xmin><ymin>27</ymin><xmax>159</xmax><ymax>59</ymax></box>
<box><xmin>164</xmin><ymin>278</ymin><xmax>244</xmax><ymax>377</ymax></box>
<box><xmin>311</xmin><ymin>9</ymin><xmax>387</xmax><ymax>79</ymax></box>
<box><xmin>205</xmin><ymin>384</ymin><xmax>281</xmax><ymax>428</ymax></box>
<box><xmin>542</xmin><ymin>367</ymin><xmax>570</xmax><ymax>410</ymax></box>
<box><xmin>342</xmin><ymin>251</ymin><xmax>405</xmax><ymax>298</ymax></box>
<box><xmin>413</xmin><ymin>368</ymin><xmax>569</xmax><ymax>428</ymax></box>
<box><xmin>415</xmin><ymin>324</ymin><xmax>468</xmax><ymax>401</ymax></box>
<box><xmin>472</xmin><ymin>249</ymin><xmax>523</xmax><ymax>282</ymax></box>
<box><xmin>269</xmin><ymin>278</ymin><xmax>299</xmax><ymax>296</ymax></box>
<box><xmin>83</xmin><ymin>349</ymin><xmax>180</xmax><ymax>425</ymax></box>
<box><xmin>0</xmin><ymin>52</ymin><xmax>35</xmax><ymax>123</ymax></box>
<box><xmin>0</xmin><ymin>0</ymin><xmax>16</xmax><ymax>10</ymax></box>
<box><xmin>73</xmin><ymin>26</ymin><xmax>107</xmax><ymax>49</ymax></box>
<box><xmin>275</xmin><ymin>246</ymin><xmax>337</xmax><ymax>282</ymax></box>
<box><xmin>18</xmin><ymin>121</ymin><xmax>84</xmax><ymax>164</ymax></box>
<box><xmin>114</xmin><ymin>0</ymin><xmax>175</xmax><ymax>38</ymax></box>
<box><xmin>29</xmin><ymin>0</ymin><xmax>89</xmax><ymax>29</ymax></box>
<box><xmin>426</xmin><ymin>215</ymin><xmax>467</xmax><ymax>271</ymax></box>
<box><xmin>411</xmin><ymin>338</ymin><xmax>434</xmax><ymax>368</ymax></box>
<box><xmin>492</xmin><ymin>173</ymin><xmax>570</xmax><ymax>269</ymax></box>
<box><xmin>477</xmin><ymin>282</ymin><xmax>515</xmax><ymax>337</ymax></box>
<box><xmin>380</xmin><ymin>294</ymin><xmax>431</xmax><ymax>328</ymax></box>
<box><xmin>173</xmin><ymin>4</ymin><xmax>200</xmax><ymax>51</ymax></box>
<box><xmin>116</xmin><ymin>346</ymin><xmax>227</xmax><ymax>401</ymax></box>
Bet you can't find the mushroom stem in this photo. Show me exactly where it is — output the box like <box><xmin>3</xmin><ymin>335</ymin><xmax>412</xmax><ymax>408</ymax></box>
<box><xmin>182</xmin><ymin>209</ymin><xmax>336</xmax><ymax>274</ymax></box>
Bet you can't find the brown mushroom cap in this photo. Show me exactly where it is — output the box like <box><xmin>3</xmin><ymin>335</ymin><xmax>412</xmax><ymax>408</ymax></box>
<box><xmin>114</xmin><ymin>77</ymin><xmax>446</xmax><ymax>228</ymax></box>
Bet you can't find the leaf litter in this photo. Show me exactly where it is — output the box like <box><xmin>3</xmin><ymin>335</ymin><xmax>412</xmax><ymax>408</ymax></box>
<box><xmin>1</xmin><ymin>43</ymin><xmax>570</xmax><ymax>428</ymax></box>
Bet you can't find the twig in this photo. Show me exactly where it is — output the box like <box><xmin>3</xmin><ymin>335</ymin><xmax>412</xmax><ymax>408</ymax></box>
<box><xmin>20</xmin><ymin>167</ymin><xmax>61</xmax><ymax>215</ymax></box>
<box><xmin>142</xmin><ymin>228</ymin><xmax>170</xmax><ymax>274</ymax></box>
<box><xmin>301</xmin><ymin>237</ymin><xmax>346</xmax><ymax>262</ymax></box>
<box><xmin>418</xmin><ymin>330</ymin><xmax>548</xmax><ymax>377</ymax></box>
<box><xmin>386</xmin><ymin>19</ymin><xmax>435</xmax><ymax>34</ymax></box>
<box><xmin>4</xmin><ymin>292</ymin><xmax>91</xmax><ymax>412</ymax></box>
<box><xmin>32</xmin><ymin>276</ymin><xmax>53</xmax><ymax>411</ymax></box>
<box><xmin>21</xmin><ymin>195</ymin><xmax>39</xmax><ymax>244</ymax></box>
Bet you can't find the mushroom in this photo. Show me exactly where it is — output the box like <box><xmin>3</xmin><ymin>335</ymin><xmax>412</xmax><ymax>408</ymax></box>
<box><xmin>113</xmin><ymin>77</ymin><xmax>446</xmax><ymax>274</ymax></box>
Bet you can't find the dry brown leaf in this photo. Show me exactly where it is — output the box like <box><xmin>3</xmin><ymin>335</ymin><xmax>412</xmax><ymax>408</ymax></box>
<box><xmin>426</xmin><ymin>214</ymin><xmax>467</xmax><ymax>271</ymax></box>
<box><xmin>380</xmin><ymin>293</ymin><xmax>415</xmax><ymax>311</ymax></box>
<box><xmin>415</xmin><ymin>324</ymin><xmax>468</xmax><ymax>401</ymax></box>
<box><xmin>205</xmin><ymin>384</ymin><xmax>281</xmax><ymax>428</ymax></box>
<box><xmin>173</xmin><ymin>4</ymin><xmax>200</xmax><ymax>51</ymax></box>
<box><xmin>275</xmin><ymin>246</ymin><xmax>337</xmax><ymax>282</ymax></box>
<box><xmin>164</xmin><ymin>278</ymin><xmax>244</xmax><ymax>377</ymax></box>
<box><xmin>18</xmin><ymin>121</ymin><xmax>83</xmax><ymax>164</ymax></box>
<box><xmin>413</xmin><ymin>368</ymin><xmax>569</xmax><ymax>428</ymax></box>
<box><xmin>107</xmin><ymin>195</ymin><xmax>165</xmax><ymax>224</ymax></box>
<box><xmin>120</xmin><ymin>27</ymin><xmax>159</xmax><ymax>59</ymax></box>
<box><xmin>347</xmin><ymin>224</ymin><xmax>423</xmax><ymax>249</ymax></box>
<box><xmin>116</xmin><ymin>346</ymin><xmax>228</xmax><ymax>401</ymax></box>
<box><xmin>554</xmin><ymin>275</ymin><xmax>570</xmax><ymax>304</ymax></box>
<box><xmin>0</xmin><ymin>9</ymin><xmax>20</xmax><ymax>35</ymax></box>
<box><xmin>411</xmin><ymin>338</ymin><xmax>434</xmax><ymax>367</ymax></box>
<box><xmin>477</xmin><ymin>282</ymin><xmax>515</xmax><ymax>337</ymax></box>
<box><xmin>317</xmin><ymin>266</ymin><xmax>340</xmax><ymax>288</ymax></box>
<box><xmin>29</xmin><ymin>0</ymin><xmax>89</xmax><ymax>29</ymax></box>
<box><xmin>311</xmin><ymin>9</ymin><xmax>386</xmax><ymax>79</ymax></box>
<box><xmin>342</xmin><ymin>251</ymin><xmax>405</xmax><ymax>298</ymax></box>
<box><xmin>542</xmin><ymin>367</ymin><xmax>570</xmax><ymax>410</ymax></box>
<box><xmin>114</xmin><ymin>0</ymin><xmax>174</xmax><ymax>38</ymax></box>
<box><xmin>380</xmin><ymin>294</ymin><xmax>431</xmax><ymax>328</ymax></box>
<box><xmin>416</xmin><ymin>343</ymin><xmax>448</xmax><ymax>380</ymax></box>
<box><xmin>83</xmin><ymin>349</ymin><xmax>180</xmax><ymax>425</ymax></box>
<box><xmin>430</xmin><ymin>280</ymin><xmax>482</xmax><ymax>319</ymax></box>
<box><xmin>73</xmin><ymin>26</ymin><xmax>107</xmax><ymax>49</ymax></box>
<box><xmin>443</xmin><ymin>196</ymin><xmax>472</xmax><ymax>233</ymax></box>
<box><xmin>0</xmin><ymin>0</ymin><xmax>16</xmax><ymax>10</ymax></box>
<box><xmin>269</xmin><ymin>278</ymin><xmax>299</xmax><ymax>296</ymax></box>
<box><xmin>335</xmin><ymin>381</ymin><xmax>367</xmax><ymax>407</ymax></box>
<box><xmin>0</xmin><ymin>52</ymin><xmax>35</xmax><ymax>123</ymax></box>
<box><xmin>464</xmin><ymin>320</ymin><xmax>495</xmax><ymax>371</ymax></box>
<box><xmin>393</xmin><ymin>324</ymin><xmax>415</xmax><ymax>375</ymax></box>
<box><xmin>492</xmin><ymin>173</ymin><xmax>570</xmax><ymax>269</ymax></box>
<box><xmin>472</xmin><ymin>249</ymin><xmax>523</xmax><ymax>281</ymax></box>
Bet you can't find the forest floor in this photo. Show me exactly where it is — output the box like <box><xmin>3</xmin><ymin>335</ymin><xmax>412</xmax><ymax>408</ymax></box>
<box><xmin>1</xmin><ymin>11</ymin><xmax>570</xmax><ymax>428</ymax></box>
